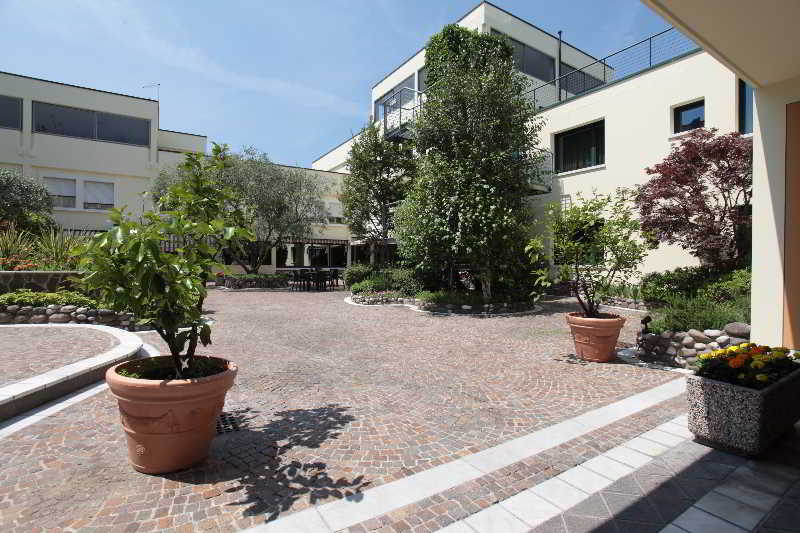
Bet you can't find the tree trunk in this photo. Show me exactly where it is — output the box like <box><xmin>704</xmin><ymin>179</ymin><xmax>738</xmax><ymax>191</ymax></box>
<box><xmin>481</xmin><ymin>265</ymin><xmax>493</xmax><ymax>302</ymax></box>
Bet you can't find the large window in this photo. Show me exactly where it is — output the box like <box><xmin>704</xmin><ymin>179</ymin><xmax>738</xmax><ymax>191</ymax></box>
<box><xmin>44</xmin><ymin>177</ymin><xmax>76</xmax><ymax>208</ymax></box>
<box><xmin>373</xmin><ymin>74</ymin><xmax>415</xmax><ymax>122</ymax></box>
<box><xmin>560</xmin><ymin>63</ymin><xmax>605</xmax><ymax>96</ymax></box>
<box><xmin>0</xmin><ymin>95</ymin><xmax>22</xmax><ymax>130</ymax></box>
<box><xmin>492</xmin><ymin>30</ymin><xmax>555</xmax><ymax>81</ymax></box>
<box><xmin>83</xmin><ymin>181</ymin><xmax>114</xmax><ymax>210</ymax></box>
<box><xmin>33</xmin><ymin>102</ymin><xmax>150</xmax><ymax>146</ymax></box>
<box><xmin>326</xmin><ymin>201</ymin><xmax>345</xmax><ymax>224</ymax></box>
<box><xmin>673</xmin><ymin>100</ymin><xmax>704</xmax><ymax>133</ymax></box>
<box><xmin>739</xmin><ymin>80</ymin><xmax>753</xmax><ymax>134</ymax></box>
<box><xmin>555</xmin><ymin>120</ymin><xmax>605</xmax><ymax>173</ymax></box>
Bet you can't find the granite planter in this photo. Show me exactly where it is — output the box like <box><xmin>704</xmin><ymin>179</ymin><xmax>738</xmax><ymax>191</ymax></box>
<box><xmin>687</xmin><ymin>367</ymin><xmax>800</xmax><ymax>456</ymax></box>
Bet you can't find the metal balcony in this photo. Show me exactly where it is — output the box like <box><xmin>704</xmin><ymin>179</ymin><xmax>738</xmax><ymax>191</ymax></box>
<box><xmin>381</xmin><ymin>87</ymin><xmax>423</xmax><ymax>142</ymax></box>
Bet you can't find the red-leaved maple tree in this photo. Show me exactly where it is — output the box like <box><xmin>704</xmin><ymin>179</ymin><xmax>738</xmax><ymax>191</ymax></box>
<box><xmin>634</xmin><ymin>128</ymin><xmax>752</xmax><ymax>269</ymax></box>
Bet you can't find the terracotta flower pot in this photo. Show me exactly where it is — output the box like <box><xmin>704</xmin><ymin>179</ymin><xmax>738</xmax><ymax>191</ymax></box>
<box><xmin>106</xmin><ymin>356</ymin><xmax>237</xmax><ymax>474</ymax></box>
<box><xmin>566</xmin><ymin>312</ymin><xmax>626</xmax><ymax>362</ymax></box>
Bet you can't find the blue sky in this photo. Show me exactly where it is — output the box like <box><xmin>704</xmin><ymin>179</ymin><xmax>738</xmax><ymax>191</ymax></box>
<box><xmin>0</xmin><ymin>0</ymin><xmax>670</xmax><ymax>167</ymax></box>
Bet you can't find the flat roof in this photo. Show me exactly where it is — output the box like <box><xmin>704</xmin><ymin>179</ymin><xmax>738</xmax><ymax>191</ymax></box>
<box><xmin>0</xmin><ymin>70</ymin><xmax>158</xmax><ymax>103</ymax></box>
<box><xmin>275</xmin><ymin>163</ymin><xmax>349</xmax><ymax>176</ymax></box>
<box><xmin>370</xmin><ymin>1</ymin><xmax>601</xmax><ymax>90</ymax></box>
<box><xmin>159</xmin><ymin>128</ymin><xmax>207</xmax><ymax>138</ymax></box>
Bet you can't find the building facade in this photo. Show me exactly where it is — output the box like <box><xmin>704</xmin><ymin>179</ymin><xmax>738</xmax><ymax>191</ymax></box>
<box><xmin>312</xmin><ymin>1</ymin><xmax>755</xmax><ymax>274</ymax></box>
<box><xmin>0</xmin><ymin>70</ymin><xmax>206</xmax><ymax>230</ymax></box>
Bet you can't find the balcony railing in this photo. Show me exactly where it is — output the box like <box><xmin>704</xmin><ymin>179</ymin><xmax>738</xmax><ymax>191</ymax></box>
<box><xmin>528</xmin><ymin>27</ymin><xmax>699</xmax><ymax>110</ymax></box>
<box><xmin>381</xmin><ymin>87</ymin><xmax>424</xmax><ymax>140</ymax></box>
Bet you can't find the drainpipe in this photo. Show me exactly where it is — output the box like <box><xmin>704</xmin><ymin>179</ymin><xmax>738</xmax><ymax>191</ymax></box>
<box><xmin>557</xmin><ymin>31</ymin><xmax>562</xmax><ymax>102</ymax></box>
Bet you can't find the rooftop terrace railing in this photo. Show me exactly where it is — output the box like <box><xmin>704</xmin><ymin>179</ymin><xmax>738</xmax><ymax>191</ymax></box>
<box><xmin>528</xmin><ymin>27</ymin><xmax>699</xmax><ymax>109</ymax></box>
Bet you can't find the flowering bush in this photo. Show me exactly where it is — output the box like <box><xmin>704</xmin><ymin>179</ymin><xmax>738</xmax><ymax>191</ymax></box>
<box><xmin>0</xmin><ymin>255</ymin><xmax>38</xmax><ymax>271</ymax></box>
<box><xmin>696</xmin><ymin>343</ymin><xmax>799</xmax><ymax>389</ymax></box>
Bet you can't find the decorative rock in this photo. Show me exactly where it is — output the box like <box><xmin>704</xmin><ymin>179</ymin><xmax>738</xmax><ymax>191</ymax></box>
<box><xmin>76</xmin><ymin>314</ymin><xmax>87</xmax><ymax>321</ymax></box>
<box><xmin>461</xmin><ymin>305</ymin><xmax>472</xmax><ymax>310</ymax></box>
<box><xmin>660</xmin><ymin>330</ymin><xmax>674</xmax><ymax>339</ymax></box>
<box><xmin>682</xmin><ymin>336</ymin><xmax>696</xmax><ymax>348</ymax></box>
<box><xmin>18</xmin><ymin>306</ymin><xmax>33</xmax><ymax>315</ymax></box>
<box><xmin>97</xmin><ymin>308</ymin><xmax>115</xmax><ymax>316</ymax></box>
<box><xmin>32</xmin><ymin>307</ymin><xmax>47</xmax><ymax>315</ymax></box>
<box><xmin>666</xmin><ymin>346</ymin><xmax>677</xmax><ymax>356</ymax></box>
<box><xmin>684</xmin><ymin>356</ymin><xmax>698</xmax><ymax>366</ymax></box>
<box><xmin>47</xmin><ymin>304</ymin><xmax>59</xmax><ymax>310</ymax></box>
<box><xmin>724</xmin><ymin>322</ymin><xmax>751</xmax><ymax>339</ymax></box>
<box><xmin>76</xmin><ymin>307</ymin><xmax>89</xmax><ymax>314</ymax></box>
<box><xmin>673</xmin><ymin>331</ymin><xmax>687</xmax><ymax>341</ymax></box>
<box><xmin>5</xmin><ymin>305</ymin><xmax>19</xmax><ymax>313</ymax></box>
<box><xmin>48</xmin><ymin>313</ymin><xmax>71</xmax><ymax>323</ymax></box>
<box><xmin>46</xmin><ymin>308</ymin><xmax>56</xmax><ymax>315</ymax></box>
<box><xmin>29</xmin><ymin>314</ymin><xmax>48</xmax><ymax>324</ymax></box>
<box><xmin>0</xmin><ymin>312</ymin><xmax>12</xmax><ymax>324</ymax></box>
<box><xmin>60</xmin><ymin>305</ymin><xmax>77</xmax><ymax>313</ymax></box>
<box><xmin>86</xmin><ymin>310</ymin><xmax>98</xmax><ymax>317</ymax></box>
<box><xmin>703</xmin><ymin>329</ymin><xmax>723</xmax><ymax>338</ymax></box>
<box><xmin>729</xmin><ymin>337</ymin><xmax>748</xmax><ymax>346</ymax></box>
<box><xmin>694</xmin><ymin>343</ymin><xmax>707</xmax><ymax>351</ymax></box>
<box><xmin>716</xmin><ymin>335</ymin><xmax>731</xmax><ymax>347</ymax></box>
<box><xmin>709</xmin><ymin>342</ymin><xmax>720</xmax><ymax>350</ymax></box>
<box><xmin>688</xmin><ymin>329</ymin><xmax>712</xmax><ymax>343</ymax></box>
<box><xmin>680</xmin><ymin>348</ymin><xmax>697</xmax><ymax>357</ymax></box>
<box><xmin>14</xmin><ymin>315</ymin><xmax>29</xmax><ymax>323</ymax></box>
<box><xmin>643</xmin><ymin>333</ymin><xmax>659</xmax><ymax>346</ymax></box>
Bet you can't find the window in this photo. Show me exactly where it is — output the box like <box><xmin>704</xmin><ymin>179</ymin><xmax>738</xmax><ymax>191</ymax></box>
<box><xmin>327</xmin><ymin>201</ymin><xmax>345</xmax><ymax>224</ymax></box>
<box><xmin>373</xmin><ymin>74</ymin><xmax>415</xmax><ymax>121</ymax></box>
<box><xmin>492</xmin><ymin>30</ymin><xmax>555</xmax><ymax>81</ymax></box>
<box><xmin>673</xmin><ymin>100</ymin><xmax>704</xmax><ymax>133</ymax></box>
<box><xmin>559</xmin><ymin>63</ymin><xmax>605</xmax><ymax>96</ymax></box>
<box><xmin>554</xmin><ymin>120</ymin><xmax>605</xmax><ymax>173</ymax></box>
<box><xmin>44</xmin><ymin>177</ymin><xmax>76</xmax><ymax>208</ymax></box>
<box><xmin>83</xmin><ymin>181</ymin><xmax>114</xmax><ymax>210</ymax></box>
<box><xmin>418</xmin><ymin>67</ymin><xmax>428</xmax><ymax>93</ymax></box>
<box><xmin>97</xmin><ymin>112</ymin><xmax>150</xmax><ymax>146</ymax></box>
<box><xmin>739</xmin><ymin>80</ymin><xmax>753</xmax><ymax>134</ymax></box>
<box><xmin>0</xmin><ymin>95</ymin><xmax>22</xmax><ymax>130</ymax></box>
<box><xmin>33</xmin><ymin>101</ymin><xmax>150</xmax><ymax>146</ymax></box>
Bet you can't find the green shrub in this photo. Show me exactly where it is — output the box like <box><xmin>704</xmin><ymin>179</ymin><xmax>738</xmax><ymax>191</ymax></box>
<box><xmin>699</xmin><ymin>269</ymin><xmax>751</xmax><ymax>303</ymax></box>
<box><xmin>223</xmin><ymin>272</ymin><xmax>289</xmax><ymax>289</ymax></box>
<box><xmin>640</xmin><ymin>266</ymin><xmax>726</xmax><ymax>302</ymax></box>
<box><xmin>414</xmin><ymin>290</ymin><xmax>513</xmax><ymax>306</ymax></box>
<box><xmin>350</xmin><ymin>279</ymin><xmax>378</xmax><ymax>294</ymax></box>
<box><xmin>650</xmin><ymin>293</ymin><xmax>750</xmax><ymax>332</ymax></box>
<box><xmin>0</xmin><ymin>288</ymin><xmax>98</xmax><ymax>308</ymax></box>
<box><xmin>343</xmin><ymin>264</ymin><xmax>374</xmax><ymax>287</ymax></box>
<box><xmin>384</xmin><ymin>268</ymin><xmax>422</xmax><ymax>296</ymax></box>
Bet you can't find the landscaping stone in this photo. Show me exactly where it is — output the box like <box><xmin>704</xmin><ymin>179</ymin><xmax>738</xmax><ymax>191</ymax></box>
<box><xmin>729</xmin><ymin>337</ymin><xmax>748</xmax><ymax>346</ymax></box>
<box><xmin>60</xmin><ymin>305</ymin><xmax>77</xmax><ymax>313</ymax></box>
<box><xmin>694</xmin><ymin>343</ymin><xmax>707</xmax><ymax>351</ymax></box>
<box><xmin>29</xmin><ymin>314</ymin><xmax>48</xmax><ymax>324</ymax></box>
<box><xmin>680</xmin><ymin>348</ymin><xmax>697</xmax><ymax>358</ymax></box>
<box><xmin>660</xmin><ymin>330</ymin><xmax>673</xmax><ymax>339</ymax></box>
<box><xmin>708</xmin><ymin>341</ymin><xmax>720</xmax><ymax>350</ymax></box>
<box><xmin>75</xmin><ymin>307</ymin><xmax>89</xmax><ymax>314</ymax></box>
<box><xmin>688</xmin><ymin>329</ymin><xmax>712</xmax><ymax>343</ymax></box>
<box><xmin>5</xmin><ymin>305</ymin><xmax>19</xmax><ymax>313</ymax></box>
<box><xmin>14</xmin><ymin>315</ymin><xmax>28</xmax><ymax>324</ymax></box>
<box><xmin>32</xmin><ymin>306</ymin><xmax>46</xmax><ymax>315</ymax></box>
<box><xmin>45</xmin><ymin>308</ymin><xmax>56</xmax><ymax>315</ymax></box>
<box><xmin>703</xmin><ymin>329</ymin><xmax>723</xmax><ymax>338</ymax></box>
<box><xmin>18</xmin><ymin>306</ymin><xmax>33</xmax><ymax>315</ymax></box>
<box><xmin>682</xmin><ymin>336</ymin><xmax>695</xmax><ymax>348</ymax></box>
<box><xmin>716</xmin><ymin>335</ymin><xmax>730</xmax><ymax>347</ymax></box>
<box><xmin>76</xmin><ymin>314</ymin><xmax>87</xmax><ymax>321</ymax></box>
<box><xmin>673</xmin><ymin>331</ymin><xmax>687</xmax><ymax>341</ymax></box>
<box><xmin>0</xmin><ymin>312</ymin><xmax>12</xmax><ymax>324</ymax></box>
<box><xmin>724</xmin><ymin>322</ymin><xmax>751</xmax><ymax>339</ymax></box>
<box><xmin>48</xmin><ymin>313</ymin><xmax>71</xmax><ymax>323</ymax></box>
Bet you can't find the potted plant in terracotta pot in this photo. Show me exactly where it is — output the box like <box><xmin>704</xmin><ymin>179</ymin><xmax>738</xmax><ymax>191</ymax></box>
<box><xmin>79</xmin><ymin>146</ymin><xmax>252</xmax><ymax>474</ymax></box>
<box><xmin>546</xmin><ymin>191</ymin><xmax>651</xmax><ymax>362</ymax></box>
<box><xmin>688</xmin><ymin>343</ymin><xmax>800</xmax><ymax>455</ymax></box>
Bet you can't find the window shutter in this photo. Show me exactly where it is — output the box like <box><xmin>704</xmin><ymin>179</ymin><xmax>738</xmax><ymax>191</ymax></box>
<box><xmin>84</xmin><ymin>181</ymin><xmax>114</xmax><ymax>205</ymax></box>
<box><xmin>44</xmin><ymin>177</ymin><xmax>76</xmax><ymax>196</ymax></box>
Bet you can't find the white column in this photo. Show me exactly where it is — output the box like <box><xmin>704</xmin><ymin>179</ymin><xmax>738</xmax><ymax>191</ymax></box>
<box><xmin>286</xmin><ymin>244</ymin><xmax>294</xmax><ymax>266</ymax></box>
<box><xmin>304</xmin><ymin>245</ymin><xmax>311</xmax><ymax>267</ymax></box>
<box><xmin>346</xmin><ymin>243</ymin><xmax>352</xmax><ymax>267</ymax></box>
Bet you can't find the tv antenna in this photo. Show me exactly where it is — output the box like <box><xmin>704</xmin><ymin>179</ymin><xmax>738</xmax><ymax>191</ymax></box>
<box><xmin>142</xmin><ymin>83</ymin><xmax>160</xmax><ymax>101</ymax></box>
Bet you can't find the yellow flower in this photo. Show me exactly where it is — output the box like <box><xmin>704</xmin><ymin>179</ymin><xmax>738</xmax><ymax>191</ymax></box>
<box><xmin>756</xmin><ymin>374</ymin><xmax>769</xmax><ymax>382</ymax></box>
<box><xmin>751</xmin><ymin>361</ymin><xmax>765</xmax><ymax>369</ymax></box>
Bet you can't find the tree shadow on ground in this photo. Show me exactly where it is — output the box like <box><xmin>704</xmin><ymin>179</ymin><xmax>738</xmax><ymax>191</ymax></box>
<box><xmin>161</xmin><ymin>404</ymin><xmax>369</xmax><ymax>522</ymax></box>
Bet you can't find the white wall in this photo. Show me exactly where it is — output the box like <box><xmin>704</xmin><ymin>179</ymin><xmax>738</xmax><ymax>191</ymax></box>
<box><xmin>0</xmin><ymin>72</ymin><xmax>205</xmax><ymax>229</ymax></box>
<box><xmin>312</xmin><ymin>135</ymin><xmax>355</xmax><ymax>173</ymax></box>
<box><xmin>534</xmin><ymin>51</ymin><xmax>740</xmax><ymax>274</ymax></box>
<box><xmin>750</xmin><ymin>75</ymin><xmax>800</xmax><ymax>345</ymax></box>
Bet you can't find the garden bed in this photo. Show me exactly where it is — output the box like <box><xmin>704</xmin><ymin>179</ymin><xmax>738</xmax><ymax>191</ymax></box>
<box><xmin>219</xmin><ymin>273</ymin><xmax>289</xmax><ymax>290</ymax></box>
<box><xmin>637</xmin><ymin>322</ymin><xmax>752</xmax><ymax>368</ymax></box>
<box><xmin>0</xmin><ymin>303</ymin><xmax>136</xmax><ymax>329</ymax></box>
<box><xmin>349</xmin><ymin>292</ymin><xmax>539</xmax><ymax>315</ymax></box>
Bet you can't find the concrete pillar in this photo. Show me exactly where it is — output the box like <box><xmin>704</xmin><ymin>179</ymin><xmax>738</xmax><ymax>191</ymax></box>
<box><xmin>369</xmin><ymin>242</ymin><xmax>375</xmax><ymax>265</ymax></box>
<box><xmin>346</xmin><ymin>243</ymin><xmax>352</xmax><ymax>267</ymax></box>
<box><xmin>286</xmin><ymin>244</ymin><xmax>294</xmax><ymax>266</ymax></box>
<box><xmin>304</xmin><ymin>244</ymin><xmax>311</xmax><ymax>267</ymax></box>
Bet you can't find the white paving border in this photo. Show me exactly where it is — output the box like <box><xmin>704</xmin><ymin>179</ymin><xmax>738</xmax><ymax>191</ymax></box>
<box><xmin>244</xmin><ymin>377</ymin><xmax>687</xmax><ymax>532</ymax></box>
<box><xmin>0</xmin><ymin>324</ymin><xmax>143</xmax><ymax>411</ymax></box>
<box><xmin>0</xmin><ymin>342</ymin><xmax>158</xmax><ymax>440</ymax></box>
<box><xmin>343</xmin><ymin>296</ymin><xmax>543</xmax><ymax>317</ymax></box>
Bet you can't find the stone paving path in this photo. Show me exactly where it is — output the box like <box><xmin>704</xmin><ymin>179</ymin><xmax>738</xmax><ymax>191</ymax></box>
<box><xmin>0</xmin><ymin>292</ymin><xmax>678</xmax><ymax>531</ymax></box>
<box><xmin>0</xmin><ymin>325</ymin><xmax>119</xmax><ymax>387</ymax></box>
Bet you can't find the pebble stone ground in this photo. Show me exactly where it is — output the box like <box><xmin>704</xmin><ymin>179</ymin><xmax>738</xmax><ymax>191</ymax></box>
<box><xmin>0</xmin><ymin>291</ymin><xmax>679</xmax><ymax>532</ymax></box>
<box><xmin>0</xmin><ymin>325</ymin><xmax>120</xmax><ymax>387</ymax></box>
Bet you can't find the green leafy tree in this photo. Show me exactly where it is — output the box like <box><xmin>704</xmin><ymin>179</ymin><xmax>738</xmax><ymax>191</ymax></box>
<box><xmin>545</xmin><ymin>191</ymin><xmax>652</xmax><ymax>317</ymax></box>
<box><xmin>0</xmin><ymin>168</ymin><xmax>55</xmax><ymax>233</ymax></box>
<box><xmin>394</xmin><ymin>24</ymin><xmax>544</xmax><ymax>300</ymax></box>
<box><xmin>156</xmin><ymin>146</ymin><xmax>327</xmax><ymax>273</ymax></box>
<box><xmin>343</xmin><ymin>123</ymin><xmax>416</xmax><ymax>265</ymax></box>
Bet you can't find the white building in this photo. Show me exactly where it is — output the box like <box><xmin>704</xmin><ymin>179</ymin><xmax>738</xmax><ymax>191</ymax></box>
<box><xmin>0</xmin><ymin>70</ymin><xmax>206</xmax><ymax>230</ymax></box>
<box><xmin>312</xmin><ymin>1</ymin><xmax>755</xmax><ymax>274</ymax></box>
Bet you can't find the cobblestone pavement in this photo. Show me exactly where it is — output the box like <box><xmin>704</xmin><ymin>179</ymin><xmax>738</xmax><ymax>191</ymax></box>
<box><xmin>0</xmin><ymin>325</ymin><xmax>119</xmax><ymax>387</ymax></box>
<box><xmin>0</xmin><ymin>291</ymin><xmax>678</xmax><ymax>532</ymax></box>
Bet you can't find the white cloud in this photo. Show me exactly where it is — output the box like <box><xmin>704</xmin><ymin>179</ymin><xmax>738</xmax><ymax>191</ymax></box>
<box><xmin>7</xmin><ymin>0</ymin><xmax>363</xmax><ymax>117</ymax></box>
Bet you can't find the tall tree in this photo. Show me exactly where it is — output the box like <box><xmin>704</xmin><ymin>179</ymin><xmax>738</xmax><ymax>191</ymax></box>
<box><xmin>634</xmin><ymin>128</ymin><xmax>752</xmax><ymax>269</ymax></box>
<box><xmin>343</xmin><ymin>123</ymin><xmax>416</xmax><ymax>265</ymax></box>
<box><xmin>394</xmin><ymin>25</ymin><xmax>544</xmax><ymax>300</ymax></box>
<box><xmin>156</xmin><ymin>147</ymin><xmax>328</xmax><ymax>273</ymax></box>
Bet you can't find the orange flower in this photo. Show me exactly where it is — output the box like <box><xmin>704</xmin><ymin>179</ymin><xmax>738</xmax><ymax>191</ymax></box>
<box><xmin>728</xmin><ymin>357</ymin><xmax>746</xmax><ymax>368</ymax></box>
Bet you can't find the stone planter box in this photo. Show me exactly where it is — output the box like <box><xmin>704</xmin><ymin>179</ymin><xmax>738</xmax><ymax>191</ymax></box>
<box><xmin>687</xmin><ymin>367</ymin><xmax>800</xmax><ymax>456</ymax></box>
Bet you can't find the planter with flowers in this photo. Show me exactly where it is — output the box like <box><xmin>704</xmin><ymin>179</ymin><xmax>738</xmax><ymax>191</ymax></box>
<box><xmin>687</xmin><ymin>343</ymin><xmax>800</xmax><ymax>456</ymax></box>
<box><xmin>79</xmin><ymin>145</ymin><xmax>252</xmax><ymax>474</ymax></box>
<box><xmin>540</xmin><ymin>190</ymin><xmax>652</xmax><ymax>362</ymax></box>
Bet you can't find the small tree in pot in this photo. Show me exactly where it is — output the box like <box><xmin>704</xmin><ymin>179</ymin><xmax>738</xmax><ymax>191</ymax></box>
<box><xmin>544</xmin><ymin>190</ymin><xmax>652</xmax><ymax>361</ymax></box>
<box><xmin>78</xmin><ymin>151</ymin><xmax>252</xmax><ymax>474</ymax></box>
